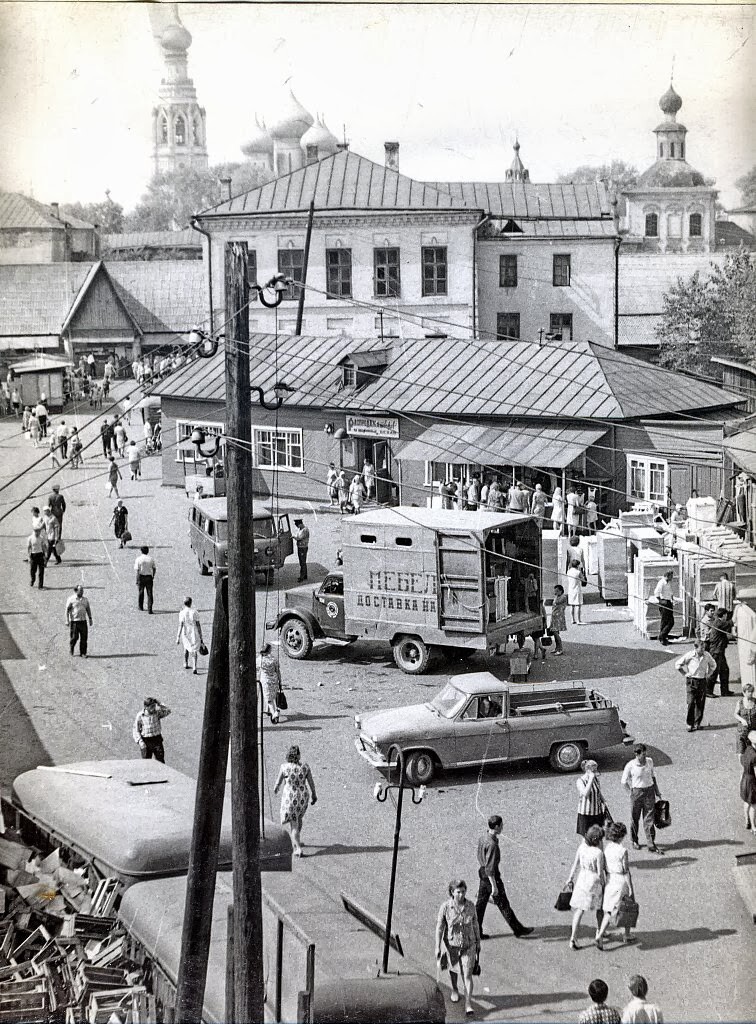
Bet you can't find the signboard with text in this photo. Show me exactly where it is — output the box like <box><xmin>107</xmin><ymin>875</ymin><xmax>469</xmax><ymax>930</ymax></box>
<box><xmin>345</xmin><ymin>415</ymin><xmax>400</xmax><ymax>440</ymax></box>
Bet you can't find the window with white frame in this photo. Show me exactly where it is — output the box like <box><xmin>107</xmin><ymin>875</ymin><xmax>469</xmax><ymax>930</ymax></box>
<box><xmin>176</xmin><ymin>420</ymin><xmax>224</xmax><ymax>464</ymax></box>
<box><xmin>424</xmin><ymin>461</ymin><xmax>474</xmax><ymax>486</ymax></box>
<box><xmin>627</xmin><ymin>455</ymin><xmax>668</xmax><ymax>504</ymax></box>
<box><xmin>253</xmin><ymin>426</ymin><xmax>303</xmax><ymax>472</ymax></box>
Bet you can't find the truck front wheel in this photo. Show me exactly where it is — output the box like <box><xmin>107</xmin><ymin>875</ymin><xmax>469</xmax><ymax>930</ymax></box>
<box><xmin>392</xmin><ymin>636</ymin><xmax>432</xmax><ymax>674</ymax></box>
<box><xmin>280</xmin><ymin>619</ymin><xmax>313</xmax><ymax>660</ymax></box>
<box><xmin>405</xmin><ymin>751</ymin><xmax>436</xmax><ymax>785</ymax></box>
<box><xmin>549</xmin><ymin>741</ymin><xmax>584</xmax><ymax>773</ymax></box>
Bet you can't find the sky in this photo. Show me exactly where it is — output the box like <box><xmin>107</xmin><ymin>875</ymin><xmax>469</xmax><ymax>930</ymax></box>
<box><xmin>0</xmin><ymin>2</ymin><xmax>754</xmax><ymax>211</ymax></box>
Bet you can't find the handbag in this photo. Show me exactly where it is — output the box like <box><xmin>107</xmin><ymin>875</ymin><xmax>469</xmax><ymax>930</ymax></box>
<box><xmin>199</xmin><ymin>643</ymin><xmax>209</xmax><ymax>656</ymax></box>
<box><xmin>603</xmin><ymin>804</ymin><xmax>614</xmax><ymax>825</ymax></box>
<box><xmin>612</xmin><ymin>894</ymin><xmax>639</xmax><ymax>929</ymax></box>
<box><xmin>654</xmin><ymin>798</ymin><xmax>671</xmax><ymax>829</ymax></box>
<box><xmin>276</xmin><ymin>688</ymin><xmax>288</xmax><ymax>711</ymax></box>
<box><xmin>437</xmin><ymin>951</ymin><xmax>448</xmax><ymax>972</ymax></box>
<box><xmin>554</xmin><ymin>883</ymin><xmax>573</xmax><ymax>911</ymax></box>
<box><xmin>580</xmin><ymin>567</ymin><xmax>588</xmax><ymax>587</ymax></box>
<box><xmin>122</xmin><ymin>530</ymin><xmax>132</xmax><ymax>543</ymax></box>
<box><xmin>472</xmin><ymin>957</ymin><xmax>481</xmax><ymax>976</ymax></box>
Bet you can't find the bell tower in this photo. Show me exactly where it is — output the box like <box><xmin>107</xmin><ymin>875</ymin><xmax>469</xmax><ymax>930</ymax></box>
<box><xmin>151</xmin><ymin>14</ymin><xmax>208</xmax><ymax>175</ymax></box>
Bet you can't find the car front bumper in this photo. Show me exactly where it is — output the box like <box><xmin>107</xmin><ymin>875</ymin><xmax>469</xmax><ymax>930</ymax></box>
<box><xmin>354</xmin><ymin>736</ymin><xmax>389</xmax><ymax>769</ymax></box>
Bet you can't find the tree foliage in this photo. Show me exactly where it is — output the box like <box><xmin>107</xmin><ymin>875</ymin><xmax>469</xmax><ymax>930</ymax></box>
<box><xmin>60</xmin><ymin>193</ymin><xmax>124</xmax><ymax>233</ymax></box>
<box><xmin>124</xmin><ymin>162</ymin><xmax>272</xmax><ymax>231</ymax></box>
<box><xmin>557</xmin><ymin>160</ymin><xmax>638</xmax><ymax>214</ymax></box>
<box><xmin>656</xmin><ymin>248</ymin><xmax>756</xmax><ymax>375</ymax></box>
<box><xmin>735</xmin><ymin>166</ymin><xmax>756</xmax><ymax>208</ymax></box>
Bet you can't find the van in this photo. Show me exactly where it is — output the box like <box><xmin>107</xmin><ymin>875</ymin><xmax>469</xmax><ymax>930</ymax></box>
<box><xmin>188</xmin><ymin>497</ymin><xmax>293</xmax><ymax>579</ymax></box>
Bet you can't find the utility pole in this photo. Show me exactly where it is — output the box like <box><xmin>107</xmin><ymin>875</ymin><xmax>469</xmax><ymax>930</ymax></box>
<box><xmin>225</xmin><ymin>240</ymin><xmax>263</xmax><ymax>1023</ymax></box>
<box><xmin>295</xmin><ymin>200</ymin><xmax>315</xmax><ymax>335</ymax></box>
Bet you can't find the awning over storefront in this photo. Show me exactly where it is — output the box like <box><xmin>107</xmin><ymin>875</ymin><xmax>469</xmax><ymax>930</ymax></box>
<box><xmin>398</xmin><ymin>424</ymin><xmax>607</xmax><ymax>469</ymax></box>
<box><xmin>725</xmin><ymin>428</ymin><xmax>756</xmax><ymax>476</ymax></box>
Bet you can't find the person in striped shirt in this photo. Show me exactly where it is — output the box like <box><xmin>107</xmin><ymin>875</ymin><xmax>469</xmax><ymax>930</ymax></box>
<box><xmin>576</xmin><ymin>760</ymin><xmax>609</xmax><ymax>836</ymax></box>
<box><xmin>714</xmin><ymin>572</ymin><xmax>736</xmax><ymax>613</ymax></box>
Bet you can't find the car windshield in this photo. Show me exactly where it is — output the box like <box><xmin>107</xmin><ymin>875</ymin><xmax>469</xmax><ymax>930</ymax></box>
<box><xmin>253</xmin><ymin>518</ymin><xmax>275</xmax><ymax>540</ymax></box>
<box><xmin>430</xmin><ymin>683</ymin><xmax>468</xmax><ymax>719</ymax></box>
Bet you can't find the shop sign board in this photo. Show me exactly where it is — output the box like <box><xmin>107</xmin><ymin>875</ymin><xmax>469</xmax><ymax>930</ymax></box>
<box><xmin>345</xmin><ymin>415</ymin><xmax>400</xmax><ymax>440</ymax></box>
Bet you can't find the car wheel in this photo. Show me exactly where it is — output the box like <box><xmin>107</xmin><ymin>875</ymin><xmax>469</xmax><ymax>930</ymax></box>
<box><xmin>405</xmin><ymin>750</ymin><xmax>436</xmax><ymax>785</ymax></box>
<box><xmin>549</xmin><ymin>741</ymin><xmax>584</xmax><ymax>773</ymax></box>
<box><xmin>199</xmin><ymin>554</ymin><xmax>209</xmax><ymax>576</ymax></box>
<box><xmin>392</xmin><ymin>636</ymin><xmax>432</xmax><ymax>674</ymax></box>
<box><xmin>281</xmin><ymin>619</ymin><xmax>313</xmax><ymax>660</ymax></box>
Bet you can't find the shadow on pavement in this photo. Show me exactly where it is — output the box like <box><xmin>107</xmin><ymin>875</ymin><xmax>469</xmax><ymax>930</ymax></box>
<box><xmin>661</xmin><ymin>837</ymin><xmax>744</xmax><ymax>851</ymax></box>
<box><xmin>279</xmin><ymin>711</ymin><xmax>351</xmax><ymax>723</ymax></box>
<box><xmin>307</xmin><ymin>842</ymin><xmax>407</xmax><ymax>857</ymax></box>
<box><xmin>635</xmin><ymin>927</ymin><xmax>737</xmax><ymax>950</ymax></box>
<box><xmin>477</xmin><ymin>991</ymin><xmax>585</xmax><ymax>1014</ymax></box>
<box><xmin>0</xmin><ymin>662</ymin><xmax>52</xmax><ymax>788</ymax></box>
<box><xmin>631</xmin><ymin>854</ymin><xmax>697</xmax><ymax>870</ymax></box>
<box><xmin>85</xmin><ymin>653</ymin><xmax>158</xmax><ymax>659</ymax></box>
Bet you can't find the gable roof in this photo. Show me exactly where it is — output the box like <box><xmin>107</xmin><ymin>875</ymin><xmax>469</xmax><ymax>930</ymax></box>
<box><xmin>106</xmin><ymin>262</ymin><xmax>207</xmax><ymax>334</ymax></box>
<box><xmin>0</xmin><ymin>193</ymin><xmax>93</xmax><ymax>231</ymax></box>
<box><xmin>427</xmin><ymin>181</ymin><xmax>611</xmax><ymax>219</ymax></box>
<box><xmin>0</xmin><ymin>263</ymin><xmax>94</xmax><ymax>336</ymax></box>
<box><xmin>154</xmin><ymin>333</ymin><xmax>740</xmax><ymax>421</ymax></box>
<box><xmin>102</xmin><ymin>228</ymin><xmax>204</xmax><ymax>255</ymax></box>
<box><xmin>200</xmin><ymin>150</ymin><xmax>473</xmax><ymax>217</ymax></box>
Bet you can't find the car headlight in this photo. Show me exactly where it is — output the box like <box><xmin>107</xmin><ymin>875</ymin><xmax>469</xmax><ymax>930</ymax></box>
<box><xmin>354</xmin><ymin>714</ymin><xmax>362</xmax><ymax>729</ymax></box>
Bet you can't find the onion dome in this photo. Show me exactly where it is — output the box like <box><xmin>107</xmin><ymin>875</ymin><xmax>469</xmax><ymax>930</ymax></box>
<box><xmin>160</xmin><ymin>21</ymin><xmax>192</xmax><ymax>54</ymax></box>
<box><xmin>300</xmin><ymin>116</ymin><xmax>339</xmax><ymax>156</ymax></box>
<box><xmin>659</xmin><ymin>83</ymin><xmax>683</xmax><ymax>117</ymax></box>
<box><xmin>241</xmin><ymin>115</ymin><xmax>274</xmax><ymax>157</ymax></box>
<box><xmin>268</xmin><ymin>88</ymin><xmax>314</xmax><ymax>140</ymax></box>
<box><xmin>637</xmin><ymin>160</ymin><xmax>706</xmax><ymax>188</ymax></box>
<box><xmin>506</xmin><ymin>139</ymin><xmax>529</xmax><ymax>182</ymax></box>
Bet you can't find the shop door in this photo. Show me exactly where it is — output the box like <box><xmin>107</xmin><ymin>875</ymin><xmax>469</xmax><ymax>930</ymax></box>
<box><xmin>373</xmin><ymin>441</ymin><xmax>391</xmax><ymax>505</ymax></box>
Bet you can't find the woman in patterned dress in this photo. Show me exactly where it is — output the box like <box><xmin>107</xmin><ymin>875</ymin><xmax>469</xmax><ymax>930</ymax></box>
<box><xmin>566</xmin><ymin>824</ymin><xmax>606</xmax><ymax>950</ymax></box>
<box><xmin>595</xmin><ymin>821</ymin><xmax>635</xmax><ymax>948</ymax></box>
<box><xmin>435</xmin><ymin>879</ymin><xmax>481</xmax><ymax>1015</ymax></box>
<box><xmin>274</xmin><ymin>745</ymin><xmax>317</xmax><ymax>857</ymax></box>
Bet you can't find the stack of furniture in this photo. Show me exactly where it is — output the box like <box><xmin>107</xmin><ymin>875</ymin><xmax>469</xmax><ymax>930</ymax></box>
<box><xmin>597</xmin><ymin>530</ymin><xmax>628</xmax><ymax>603</ymax></box>
<box><xmin>629</xmin><ymin>551</ymin><xmax>678</xmax><ymax>639</ymax></box>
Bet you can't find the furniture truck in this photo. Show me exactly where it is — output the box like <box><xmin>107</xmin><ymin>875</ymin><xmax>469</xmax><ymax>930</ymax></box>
<box><xmin>269</xmin><ymin>507</ymin><xmax>542</xmax><ymax>674</ymax></box>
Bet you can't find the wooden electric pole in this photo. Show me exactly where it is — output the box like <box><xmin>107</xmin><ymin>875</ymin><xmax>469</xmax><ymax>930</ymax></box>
<box><xmin>225</xmin><ymin>240</ymin><xmax>264</xmax><ymax>1023</ymax></box>
<box><xmin>295</xmin><ymin>199</ymin><xmax>315</xmax><ymax>335</ymax></box>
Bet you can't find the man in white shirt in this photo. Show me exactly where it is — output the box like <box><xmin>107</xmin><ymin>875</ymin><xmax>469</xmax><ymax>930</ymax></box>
<box><xmin>675</xmin><ymin>640</ymin><xmax>716</xmax><ymax>732</ymax></box>
<box><xmin>621</xmin><ymin>744</ymin><xmax>661</xmax><ymax>853</ymax></box>
<box><xmin>134</xmin><ymin>545</ymin><xmax>157</xmax><ymax>613</ymax></box>
<box><xmin>621</xmin><ymin>975</ymin><xmax>663</xmax><ymax>1023</ymax></box>
<box><xmin>653</xmin><ymin>570</ymin><xmax>677</xmax><ymax>646</ymax></box>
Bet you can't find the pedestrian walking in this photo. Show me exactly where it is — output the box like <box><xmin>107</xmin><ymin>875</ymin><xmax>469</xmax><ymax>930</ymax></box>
<box><xmin>143</xmin><ymin>420</ymin><xmax>153</xmax><ymax>446</ymax></box>
<box><xmin>552</xmin><ymin>485</ymin><xmax>565</xmax><ymax>533</ymax></box>
<box><xmin>176</xmin><ymin>596</ymin><xmax>204</xmax><ymax>673</ymax></box>
<box><xmin>110</xmin><ymin>499</ymin><xmax>129</xmax><ymax>548</ymax></box>
<box><xmin>133</xmin><ymin>698</ymin><xmax>170</xmax><ymax>762</ymax></box>
<box><xmin>349</xmin><ymin>473</ymin><xmax>365</xmax><ymax>513</ymax></box>
<box><xmin>621</xmin><ymin>744</ymin><xmax>662</xmax><ymax>853</ymax></box>
<box><xmin>256</xmin><ymin>643</ymin><xmax>283</xmax><ymax>722</ymax></box>
<box><xmin>435</xmin><ymin>879</ymin><xmax>481</xmax><ymax>1015</ymax></box>
<box><xmin>596</xmin><ymin>822</ymin><xmax>636</xmax><ymax>947</ymax></box>
<box><xmin>714</xmin><ymin>572</ymin><xmax>736</xmax><ymax>613</ymax></box>
<box><xmin>576</xmin><ymin>759</ymin><xmax>609</xmax><ymax>836</ymax></box>
<box><xmin>578</xmin><ymin>980</ymin><xmax>621</xmax><ymax>1024</ymax></box>
<box><xmin>362</xmin><ymin>457</ymin><xmax>376</xmax><ymax>501</ymax></box>
<box><xmin>134</xmin><ymin>545</ymin><xmax>156</xmax><ymax>613</ymax></box>
<box><xmin>326</xmin><ymin>462</ymin><xmax>338</xmax><ymax>505</ymax></box>
<box><xmin>127</xmin><ymin>440</ymin><xmax>141</xmax><ymax>480</ymax></box>
<box><xmin>29</xmin><ymin>411</ymin><xmax>41</xmax><ymax>448</ymax></box>
<box><xmin>107</xmin><ymin>456</ymin><xmax>122</xmax><ymax>497</ymax></box>
<box><xmin>56</xmin><ymin>420</ymin><xmax>69</xmax><ymax>460</ymax></box>
<box><xmin>35</xmin><ymin>398</ymin><xmax>48</xmax><ymax>437</ymax></box>
<box><xmin>65</xmin><ymin>584</ymin><xmax>92</xmax><ymax>656</ymax></box>
<box><xmin>293</xmin><ymin>518</ymin><xmax>309</xmax><ymax>582</ymax></box>
<box><xmin>506</xmin><ymin>480</ymin><xmax>526</xmax><ymax>512</ymax></box>
<box><xmin>47</xmin><ymin>484</ymin><xmax>66</xmax><ymax>537</ymax></box>
<box><xmin>675</xmin><ymin>640</ymin><xmax>716</xmax><ymax>731</ymax></box>
<box><xmin>11</xmin><ymin>388</ymin><xmax>21</xmax><ymax>417</ymax></box>
<box><xmin>27</xmin><ymin>526</ymin><xmax>48</xmax><ymax>589</ymax></box>
<box><xmin>585</xmin><ymin>492</ymin><xmax>599</xmax><ymax>534</ymax></box>
<box><xmin>22</xmin><ymin>406</ymin><xmax>31</xmax><ymax>431</ymax></box>
<box><xmin>30</xmin><ymin>505</ymin><xmax>44</xmax><ymax>532</ymax></box>
<box><xmin>336</xmin><ymin>469</ymin><xmax>349</xmax><ymax>512</ymax></box>
<box><xmin>530</xmin><ymin>483</ymin><xmax>548</xmax><ymax>527</ymax></box>
<box><xmin>42</xmin><ymin>506</ymin><xmax>62</xmax><ymax>565</ymax></box>
<box><xmin>697</xmin><ymin>603</ymin><xmax>715</xmax><ymax>649</ymax></box>
<box><xmin>487</xmin><ymin>477</ymin><xmax>504</xmax><ymax>511</ymax></box>
<box><xmin>100</xmin><ymin>418</ymin><xmax>113</xmax><ymax>458</ymax></box>
<box><xmin>549</xmin><ymin>584</ymin><xmax>567</xmax><ymax>654</ymax></box>
<box><xmin>735</xmin><ymin>684</ymin><xmax>756</xmax><ymax>758</ymax></box>
<box><xmin>653</xmin><ymin>570</ymin><xmax>678</xmax><ymax>646</ymax></box>
<box><xmin>707</xmin><ymin>607</ymin><xmax>734</xmax><ymax>696</ymax></box>
<box><xmin>273</xmin><ymin>744</ymin><xmax>317</xmax><ymax>857</ymax></box>
<box><xmin>48</xmin><ymin>432</ymin><xmax>62</xmax><ymax>469</ymax></box>
<box><xmin>114</xmin><ymin>419</ymin><xmax>127</xmax><ymax>458</ymax></box>
<box><xmin>474</xmin><ymin>814</ymin><xmax>533</xmax><ymax>939</ymax></box>
<box><xmin>621</xmin><ymin>976</ymin><xmax>663</xmax><ymax>1024</ymax></box>
<box><xmin>69</xmin><ymin>429</ymin><xmax>83</xmax><ymax>468</ymax></box>
<box><xmin>567</xmin><ymin>560</ymin><xmax>584</xmax><ymax>624</ymax></box>
<box><xmin>566</xmin><ymin>824</ymin><xmax>606</xmax><ymax>949</ymax></box>
<box><xmin>739</xmin><ymin>730</ymin><xmax>756</xmax><ymax>833</ymax></box>
<box><xmin>86</xmin><ymin>352</ymin><xmax>96</xmax><ymax>378</ymax></box>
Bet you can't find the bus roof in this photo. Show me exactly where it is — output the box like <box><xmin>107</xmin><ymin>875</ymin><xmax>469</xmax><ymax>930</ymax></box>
<box><xmin>191</xmin><ymin>497</ymin><xmax>276</xmax><ymax>522</ymax></box>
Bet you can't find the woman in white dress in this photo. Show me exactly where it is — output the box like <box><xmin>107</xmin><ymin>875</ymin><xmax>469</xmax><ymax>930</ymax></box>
<box><xmin>566</xmin><ymin>560</ymin><xmax>584</xmax><ymax>624</ymax></box>
<box><xmin>565</xmin><ymin>824</ymin><xmax>606</xmax><ymax>949</ymax></box>
<box><xmin>551</xmin><ymin>487</ymin><xmax>565</xmax><ymax>533</ymax></box>
<box><xmin>176</xmin><ymin>596</ymin><xmax>203</xmax><ymax>674</ymax></box>
<box><xmin>596</xmin><ymin>821</ymin><xmax>635</xmax><ymax>948</ymax></box>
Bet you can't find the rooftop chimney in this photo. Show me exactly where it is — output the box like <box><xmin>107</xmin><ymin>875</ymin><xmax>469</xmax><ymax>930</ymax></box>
<box><xmin>50</xmin><ymin>202</ymin><xmax>60</xmax><ymax>220</ymax></box>
<box><xmin>219</xmin><ymin>177</ymin><xmax>232</xmax><ymax>201</ymax></box>
<box><xmin>305</xmin><ymin>144</ymin><xmax>319</xmax><ymax>165</ymax></box>
<box><xmin>336</xmin><ymin>141</ymin><xmax>349</xmax><ymax>152</ymax></box>
<box><xmin>384</xmin><ymin>142</ymin><xmax>399</xmax><ymax>172</ymax></box>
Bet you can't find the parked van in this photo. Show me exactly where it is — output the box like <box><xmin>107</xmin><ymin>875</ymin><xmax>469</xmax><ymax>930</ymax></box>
<box><xmin>188</xmin><ymin>497</ymin><xmax>293</xmax><ymax>578</ymax></box>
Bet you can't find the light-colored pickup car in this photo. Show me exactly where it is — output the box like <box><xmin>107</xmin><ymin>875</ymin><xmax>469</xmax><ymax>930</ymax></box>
<box><xmin>354</xmin><ymin>672</ymin><xmax>628</xmax><ymax>785</ymax></box>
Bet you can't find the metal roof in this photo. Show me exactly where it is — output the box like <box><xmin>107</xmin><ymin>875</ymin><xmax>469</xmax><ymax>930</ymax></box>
<box><xmin>0</xmin><ymin>193</ymin><xmax>93</xmax><ymax>230</ymax></box>
<box><xmin>427</xmin><ymin>180</ymin><xmax>612</xmax><ymax>218</ymax></box>
<box><xmin>102</xmin><ymin>228</ymin><xmax>203</xmax><ymax>251</ymax></box>
<box><xmin>155</xmin><ymin>333</ymin><xmax>740</xmax><ymax>420</ymax></box>
<box><xmin>11</xmin><ymin>355</ymin><xmax>73</xmax><ymax>373</ymax></box>
<box><xmin>632</xmin><ymin>420</ymin><xmax>724</xmax><ymax>465</ymax></box>
<box><xmin>496</xmin><ymin>219</ymin><xmax>618</xmax><ymax>238</ymax></box>
<box><xmin>0</xmin><ymin>263</ymin><xmax>94</xmax><ymax>336</ymax></box>
<box><xmin>107</xmin><ymin>261</ymin><xmax>207</xmax><ymax>334</ymax></box>
<box><xmin>397</xmin><ymin>423</ymin><xmax>606</xmax><ymax>469</ymax></box>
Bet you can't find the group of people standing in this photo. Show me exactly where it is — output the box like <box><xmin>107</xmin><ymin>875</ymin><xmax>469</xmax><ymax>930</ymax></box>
<box><xmin>326</xmin><ymin>458</ymin><xmax>376</xmax><ymax>513</ymax></box>
<box><xmin>436</xmin><ymin>475</ymin><xmax>599</xmax><ymax>532</ymax></box>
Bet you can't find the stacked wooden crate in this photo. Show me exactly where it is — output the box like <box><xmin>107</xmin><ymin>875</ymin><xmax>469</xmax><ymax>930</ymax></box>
<box><xmin>597</xmin><ymin>530</ymin><xmax>628</xmax><ymax>602</ymax></box>
<box><xmin>630</xmin><ymin>551</ymin><xmax>679</xmax><ymax>638</ymax></box>
<box><xmin>678</xmin><ymin>543</ymin><xmax>735</xmax><ymax>638</ymax></box>
<box><xmin>700</xmin><ymin>526</ymin><xmax>756</xmax><ymax>593</ymax></box>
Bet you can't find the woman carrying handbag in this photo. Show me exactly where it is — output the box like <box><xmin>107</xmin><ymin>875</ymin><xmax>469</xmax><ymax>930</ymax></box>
<box><xmin>596</xmin><ymin>822</ymin><xmax>637</xmax><ymax>948</ymax></box>
<box><xmin>435</xmin><ymin>880</ymin><xmax>481</xmax><ymax>1016</ymax></box>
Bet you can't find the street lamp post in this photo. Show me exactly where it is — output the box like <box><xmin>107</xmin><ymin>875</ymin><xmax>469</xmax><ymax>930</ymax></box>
<box><xmin>374</xmin><ymin>745</ymin><xmax>425</xmax><ymax>975</ymax></box>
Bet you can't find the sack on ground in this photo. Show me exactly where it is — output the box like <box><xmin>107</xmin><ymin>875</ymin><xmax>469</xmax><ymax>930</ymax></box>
<box><xmin>612</xmin><ymin>894</ymin><xmax>639</xmax><ymax>929</ymax></box>
<box><xmin>276</xmin><ymin>689</ymin><xmax>288</xmax><ymax>711</ymax></box>
<box><xmin>654</xmin><ymin>798</ymin><xmax>671</xmax><ymax>829</ymax></box>
<box><xmin>121</xmin><ymin>530</ymin><xmax>132</xmax><ymax>543</ymax></box>
<box><xmin>554</xmin><ymin>883</ymin><xmax>573</xmax><ymax>911</ymax></box>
